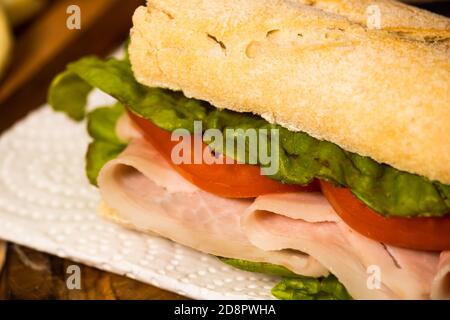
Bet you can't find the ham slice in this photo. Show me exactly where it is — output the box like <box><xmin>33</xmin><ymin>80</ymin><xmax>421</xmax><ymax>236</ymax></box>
<box><xmin>431</xmin><ymin>252</ymin><xmax>450</xmax><ymax>300</ymax></box>
<box><xmin>96</xmin><ymin>115</ymin><xmax>450</xmax><ymax>300</ymax></box>
<box><xmin>98</xmin><ymin>138</ymin><xmax>328</xmax><ymax>277</ymax></box>
<box><xmin>243</xmin><ymin>194</ymin><xmax>440</xmax><ymax>299</ymax></box>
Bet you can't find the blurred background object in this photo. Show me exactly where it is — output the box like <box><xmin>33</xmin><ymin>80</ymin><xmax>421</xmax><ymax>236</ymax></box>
<box><xmin>0</xmin><ymin>0</ymin><xmax>144</xmax><ymax>134</ymax></box>
<box><xmin>0</xmin><ymin>242</ymin><xmax>6</xmax><ymax>274</ymax></box>
<box><xmin>0</xmin><ymin>0</ymin><xmax>47</xmax><ymax>27</ymax></box>
<box><xmin>0</xmin><ymin>4</ymin><xmax>12</xmax><ymax>79</ymax></box>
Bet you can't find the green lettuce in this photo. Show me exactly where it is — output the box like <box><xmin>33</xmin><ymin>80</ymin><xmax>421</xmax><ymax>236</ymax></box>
<box><xmin>86</xmin><ymin>140</ymin><xmax>126</xmax><ymax>186</ymax></box>
<box><xmin>47</xmin><ymin>55</ymin><xmax>450</xmax><ymax>218</ymax></box>
<box><xmin>219</xmin><ymin>258</ymin><xmax>352</xmax><ymax>300</ymax></box>
<box><xmin>219</xmin><ymin>257</ymin><xmax>301</xmax><ymax>278</ymax></box>
<box><xmin>48</xmin><ymin>71</ymin><xmax>92</xmax><ymax>121</ymax></box>
<box><xmin>85</xmin><ymin>103</ymin><xmax>127</xmax><ymax>185</ymax></box>
<box><xmin>272</xmin><ymin>277</ymin><xmax>352</xmax><ymax>300</ymax></box>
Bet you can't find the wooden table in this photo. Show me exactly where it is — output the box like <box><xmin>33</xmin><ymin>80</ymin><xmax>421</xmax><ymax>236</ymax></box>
<box><xmin>0</xmin><ymin>244</ymin><xmax>185</xmax><ymax>299</ymax></box>
<box><xmin>0</xmin><ymin>1</ymin><xmax>448</xmax><ymax>300</ymax></box>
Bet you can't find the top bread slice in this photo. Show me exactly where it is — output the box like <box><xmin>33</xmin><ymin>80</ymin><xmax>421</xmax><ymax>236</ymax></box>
<box><xmin>129</xmin><ymin>0</ymin><xmax>450</xmax><ymax>184</ymax></box>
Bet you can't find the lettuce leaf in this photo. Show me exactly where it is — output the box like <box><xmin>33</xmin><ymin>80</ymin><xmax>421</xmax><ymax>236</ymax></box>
<box><xmin>47</xmin><ymin>55</ymin><xmax>450</xmax><ymax>218</ymax></box>
<box><xmin>86</xmin><ymin>140</ymin><xmax>126</xmax><ymax>186</ymax></box>
<box><xmin>219</xmin><ymin>258</ymin><xmax>352</xmax><ymax>300</ymax></box>
<box><xmin>85</xmin><ymin>103</ymin><xmax>127</xmax><ymax>185</ymax></box>
<box><xmin>219</xmin><ymin>257</ymin><xmax>301</xmax><ymax>278</ymax></box>
<box><xmin>48</xmin><ymin>71</ymin><xmax>92</xmax><ymax>121</ymax></box>
<box><xmin>87</xmin><ymin>103</ymin><xmax>125</xmax><ymax>144</ymax></box>
<box><xmin>272</xmin><ymin>277</ymin><xmax>352</xmax><ymax>300</ymax></box>
<box><xmin>205</xmin><ymin>109</ymin><xmax>450</xmax><ymax>217</ymax></box>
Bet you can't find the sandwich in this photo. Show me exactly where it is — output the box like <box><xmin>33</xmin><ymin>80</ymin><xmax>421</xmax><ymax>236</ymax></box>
<box><xmin>48</xmin><ymin>0</ymin><xmax>450</xmax><ymax>300</ymax></box>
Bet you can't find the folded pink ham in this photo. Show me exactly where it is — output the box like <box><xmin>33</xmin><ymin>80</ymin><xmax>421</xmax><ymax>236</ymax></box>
<box><xmin>97</xmin><ymin>116</ymin><xmax>450</xmax><ymax>300</ymax></box>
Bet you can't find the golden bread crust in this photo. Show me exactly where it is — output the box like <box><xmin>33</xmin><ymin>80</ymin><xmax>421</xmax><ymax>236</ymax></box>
<box><xmin>129</xmin><ymin>0</ymin><xmax>450</xmax><ymax>183</ymax></box>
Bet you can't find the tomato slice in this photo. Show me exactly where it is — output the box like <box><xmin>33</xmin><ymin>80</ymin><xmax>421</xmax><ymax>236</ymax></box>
<box><xmin>128</xmin><ymin>110</ymin><xmax>319</xmax><ymax>198</ymax></box>
<box><xmin>320</xmin><ymin>180</ymin><xmax>450</xmax><ymax>251</ymax></box>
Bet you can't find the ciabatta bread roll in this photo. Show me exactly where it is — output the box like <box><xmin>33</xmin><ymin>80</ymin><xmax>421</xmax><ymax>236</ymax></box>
<box><xmin>298</xmin><ymin>0</ymin><xmax>450</xmax><ymax>30</ymax></box>
<box><xmin>129</xmin><ymin>0</ymin><xmax>450</xmax><ymax>184</ymax></box>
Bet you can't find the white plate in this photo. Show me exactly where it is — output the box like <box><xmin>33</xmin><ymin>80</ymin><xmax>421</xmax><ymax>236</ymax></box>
<box><xmin>0</xmin><ymin>91</ymin><xmax>280</xmax><ymax>300</ymax></box>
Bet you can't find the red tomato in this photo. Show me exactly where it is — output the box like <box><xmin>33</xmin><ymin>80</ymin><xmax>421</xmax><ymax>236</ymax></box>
<box><xmin>320</xmin><ymin>180</ymin><xmax>450</xmax><ymax>251</ymax></box>
<box><xmin>128</xmin><ymin>110</ymin><xmax>319</xmax><ymax>198</ymax></box>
